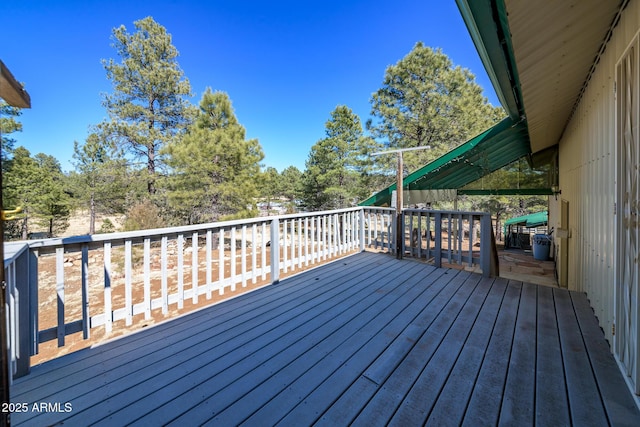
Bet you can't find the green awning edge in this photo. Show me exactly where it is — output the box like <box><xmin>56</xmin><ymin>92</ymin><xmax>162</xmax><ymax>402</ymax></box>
<box><xmin>455</xmin><ymin>0</ymin><xmax>524</xmax><ymax>120</ymax></box>
<box><xmin>504</xmin><ymin>211</ymin><xmax>548</xmax><ymax>228</ymax></box>
<box><xmin>360</xmin><ymin>116</ymin><xmax>530</xmax><ymax>206</ymax></box>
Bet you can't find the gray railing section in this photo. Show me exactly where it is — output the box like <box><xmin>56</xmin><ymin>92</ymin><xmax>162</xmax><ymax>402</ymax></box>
<box><xmin>401</xmin><ymin>209</ymin><xmax>495</xmax><ymax>275</ymax></box>
<box><xmin>3</xmin><ymin>206</ymin><xmax>496</xmax><ymax>379</ymax></box>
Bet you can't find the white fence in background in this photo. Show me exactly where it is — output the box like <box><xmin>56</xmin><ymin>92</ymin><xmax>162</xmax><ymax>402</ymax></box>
<box><xmin>4</xmin><ymin>206</ymin><xmax>496</xmax><ymax>379</ymax></box>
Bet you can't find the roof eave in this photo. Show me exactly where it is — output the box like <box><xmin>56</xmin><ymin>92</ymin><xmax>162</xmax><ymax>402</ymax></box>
<box><xmin>455</xmin><ymin>0</ymin><xmax>522</xmax><ymax>120</ymax></box>
<box><xmin>0</xmin><ymin>60</ymin><xmax>30</xmax><ymax>108</ymax></box>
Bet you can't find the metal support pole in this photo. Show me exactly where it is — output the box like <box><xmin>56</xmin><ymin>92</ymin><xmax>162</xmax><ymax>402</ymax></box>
<box><xmin>371</xmin><ymin>146</ymin><xmax>431</xmax><ymax>260</ymax></box>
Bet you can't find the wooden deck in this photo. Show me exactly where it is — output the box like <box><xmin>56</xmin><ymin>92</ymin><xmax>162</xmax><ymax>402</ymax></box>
<box><xmin>10</xmin><ymin>252</ymin><xmax>640</xmax><ymax>426</ymax></box>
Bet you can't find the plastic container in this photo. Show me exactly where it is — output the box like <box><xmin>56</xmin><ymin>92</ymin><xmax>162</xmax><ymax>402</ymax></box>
<box><xmin>532</xmin><ymin>234</ymin><xmax>551</xmax><ymax>260</ymax></box>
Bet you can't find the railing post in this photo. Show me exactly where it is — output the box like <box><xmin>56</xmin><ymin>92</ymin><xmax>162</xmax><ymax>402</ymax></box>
<box><xmin>13</xmin><ymin>246</ymin><xmax>31</xmax><ymax>378</ymax></box>
<box><xmin>434</xmin><ymin>212</ymin><xmax>442</xmax><ymax>268</ymax></box>
<box><xmin>480</xmin><ymin>213</ymin><xmax>491</xmax><ymax>277</ymax></box>
<box><xmin>270</xmin><ymin>218</ymin><xmax>280</xmax><ymax>284</ymax></box>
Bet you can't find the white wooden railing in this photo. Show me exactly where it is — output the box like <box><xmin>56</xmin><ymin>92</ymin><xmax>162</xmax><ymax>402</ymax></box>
<box><xmin>3</xmin><ymin>206</ymin><xmax>497</xmax><ymax>379</ymax></box>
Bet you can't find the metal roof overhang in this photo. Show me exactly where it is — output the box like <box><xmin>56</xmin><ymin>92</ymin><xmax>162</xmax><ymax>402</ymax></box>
<box><xmin>456</xmin><ymin>0</ymin><xmax>625</xmax><ymax>154</ymax></box>
<box><xmin>360</xmin><ymin>116</ymin><xmax>530</xmax><ymax>206</ymax></box>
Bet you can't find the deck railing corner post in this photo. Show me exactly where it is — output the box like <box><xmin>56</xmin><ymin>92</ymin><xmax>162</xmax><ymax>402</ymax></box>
<box><xmin>12</xmin><ymin>246</ymin><xmax>33</xmax><ymax>378</ymax></box>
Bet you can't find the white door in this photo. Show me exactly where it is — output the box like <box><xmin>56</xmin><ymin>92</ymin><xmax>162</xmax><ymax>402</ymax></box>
<box><xmin>616</xmin><ymin>38</ymin><xmax>640</xmax><ymax>395</ymax></box>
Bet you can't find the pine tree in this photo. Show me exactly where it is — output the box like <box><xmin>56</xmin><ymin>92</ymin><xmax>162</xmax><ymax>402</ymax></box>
<box><xmin>165</xmin><ymin>89</ymin><xmax>264</xmax><ymax>223</ymax></box>
<box><xmin>71</xmin><ymin>131</ymin><xmax>128</xmax><ymax>233</ymax></box>
<box><xmin>0</xmin><ymin>101</ymin><xmax>22</xmax><ymax>159</ymax></box>
<box><xmin>101</xmin><ymin>16</ymin><xmax>192</xmax><ymax>195</ymax></box>
<box><xmin>302</xmin><ymin>106</ymin><xmax>380</xmax><ymax>209</ymax></box>
<box><xmin>3</xmin><ymin>147</ymin><xmax>70</xmax><ymax>238</ymax></box>
<box><xmin>367</xmin><ymin>43</ymin><xmax>504</xmax><ymax>173</ymax></box>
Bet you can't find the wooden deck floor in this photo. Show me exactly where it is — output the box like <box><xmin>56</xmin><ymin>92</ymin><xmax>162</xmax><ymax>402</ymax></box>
<box><xmin>11</xmin><ymin>252</ymin><xmax>640</xmax><ymax>426</ymax></box>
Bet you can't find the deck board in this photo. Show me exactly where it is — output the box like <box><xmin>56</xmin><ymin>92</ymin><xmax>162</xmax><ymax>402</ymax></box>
<box><xmin>535</xmin><ymin>285</ymin><xmax>570</xmax><ymax>426</ymax></box>
<box><xmin>463</xmin><ymin>281</ymin><xmax>521</xmax><ymax>425</ymax></box>
<box><xmin>10</xmin><ymin>252</ymin><xmax>640</xmax><ymax>426</ymax></box>
<box><xmin>424</xmin><ymin>276</ymin><xmax>508</xmax><ymax>426</ymax></box>
<box><xmin>500</xmin><ymin>282</ymin><xmax>537</xmax><ymax>425</ymax></box>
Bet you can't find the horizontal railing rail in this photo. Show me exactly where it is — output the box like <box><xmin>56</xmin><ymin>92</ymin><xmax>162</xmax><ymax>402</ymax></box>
<box><xmin>3</xmin><ymin>206</ymin><xmax>497</xmax><ymax>379</ymax></box>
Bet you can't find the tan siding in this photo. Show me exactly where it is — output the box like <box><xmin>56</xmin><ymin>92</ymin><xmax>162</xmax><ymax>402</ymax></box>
<box><xmin>551</xmin><ymin>2</ymin><xmax>640</xmax><ymax>344</ymax></box>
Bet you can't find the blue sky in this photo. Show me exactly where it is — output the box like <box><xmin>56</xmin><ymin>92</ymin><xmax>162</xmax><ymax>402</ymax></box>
<box><xmin>1</xmin><ymin>0</ymin><xmax>498</xmax><ymax>173</ymax></box>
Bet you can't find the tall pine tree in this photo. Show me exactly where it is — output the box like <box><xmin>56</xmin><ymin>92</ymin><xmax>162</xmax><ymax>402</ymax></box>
<box><xmin>165</xmin><ymin>89</ymin><xmax>264</xmax><ymax>223</ymax></box>
<box><xmin>70</xmin><ymin>131</ymin><xmax>128</xmax><ymax>233</ymax></box>
<box><xmin>302</xmin><ymin>105</ymin><xmax>380</xmax><ymax>209</ymax></box>
<box><xmin>101</xmin><ymin>16</ymin><xmax>192</xmax><ymax>195</ymax></box>
<box><xmin>367</xmin><ymin>43</ymin><xmax>504</xmax><ymax>173</ymax></box>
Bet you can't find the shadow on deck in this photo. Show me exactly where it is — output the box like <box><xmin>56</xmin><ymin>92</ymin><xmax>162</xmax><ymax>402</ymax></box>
<box><xmin>11</xmin><ymin>252</ymin><xmax>640</xmax><ymax>426</ymax></box>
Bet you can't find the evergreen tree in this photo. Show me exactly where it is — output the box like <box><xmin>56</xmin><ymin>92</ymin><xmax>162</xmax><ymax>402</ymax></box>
<box><xmin>101</xmin><ymin>16</ymin><xmax>192</xmax><ymax>195</ymax></box>
<box><xmin>70</xmin><ymin>131</ymin><xmax>128</xmax><ymax>233</ymax></box>
<box><xmin>0</xmin><ymin>101</ymin><xmax>22</xmax><ymax>160</ymax></box>
<box><xmin>165</xmin><ymin>89</ymin><xmax>264</xmax><ymax>223</ymax></box>
<box><xmin>260</xmin><ymin>166</ymin><xmax>281</xmax><ymax>211</ymax></box>
<box><xmin>302</xmin><ymin>106</ymin><xmax>380</xmax><ymax>209</ymax></box>
<box><xmin>33</xmin><ymin>153</ymin><xmax>71</xmax><ymax>237</ymax></box>
<box><xmin>3</xmin><ymin>147</ymin><xmax>70</xmax><ymax>238</ymax></box>
<box><xmin>367</xmin><ymin>43</ymin><xmax>504</xmax><ymax>173</ymax></box>
<box><xmin>280</xmin><ymin>166</ymin><xmax>303</xmax><ymax>202</ymax></box>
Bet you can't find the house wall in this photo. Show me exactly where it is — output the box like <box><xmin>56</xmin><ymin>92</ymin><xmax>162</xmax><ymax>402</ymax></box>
<box><xmin>550</xmin><ymin>2</ymin><xmax>640</xmax><ymax>346</ymax></box>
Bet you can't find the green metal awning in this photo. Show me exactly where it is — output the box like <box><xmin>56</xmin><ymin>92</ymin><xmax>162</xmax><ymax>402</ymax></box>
<box><xmin>504</xmin><ymin>211</ymin><xmax>548</xmax><ymax>228</ymax></box>
<box><xmin>360</xmin><ymin>116</ymin><xmax>531</xmax><ymax>206</ymax></box>
<box><xmin>456</xmin><ymin>0</ymin><xmax>523</xmax><ymax>121</ymax></box>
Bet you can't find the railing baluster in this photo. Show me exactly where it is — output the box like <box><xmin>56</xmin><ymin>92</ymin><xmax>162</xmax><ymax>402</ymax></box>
<box><xmin>270</xmin><ymin>219</ymin><xmax>280</xmax><ymax>283</ymax></box>
<box><xmin>206</xmin><ymin>230</ymin><xmax>212</xmax><ymax>298</ymax></box>
<box><xmin>231</xmin><ymin>227</ymin><xmax>237</xmax><ymax>291</ymax></box>
<box><xmin>283</xmin><ymin>219</ymin><xmax>288</xmax><ymax>273</ymax></box>
<box><xmin>162</xmin><ymin>236</ymin><xmax>169</xmax><ymax>314</ymax></box>
<box><xmin>219</xmin><ymin>228</ymin><xmax>225</xmax><ymax>295</ymax></box>
<box><xmin>192</xmin><ymin>232</ymin><xmax>199</xmax><ymax>303</ymax></box>
<box><xmin>417</xmin><ymin>212</ymin><xmax>423</xmax><ymax>259</ymax></box>
<box><xmin>297</xmin><ymin>218</ymin><xmax>303</xmax><ymax>269</ymax></box>
<box><xmin>311</xmin><ymin>216</ymin><xmax>316</xmax><ymax>264</ymax></box>
<box><xmin>289</xmin><ymin>219</ymin><xmax>296</xmax><ymax>271</ymax></box>
<box><xmin>261</xmin><ymin>223</ymin><xmax>267</xmax><ymax>281</ymax></box>
<box><xmin>124</xmin><ymin>240</ymin><xmax>133</xmax><ymax>326</ymax></box>
<box><xmin>55</xmin><ymin>248</ymin><xmax>65</xmax><ymax>347</ymax></box>
<box><xmin>434</xmin><ymin>212</ymin><xmax>442</xmax><ymax>268</ymax></box>
<box><xmin>144</xmin><ymin>238</ymin><xmax>151</xmax><ymax>319</ymax></box>
<box><xmin>241</xmin><ymin>225</ymin><xmax>247</xmax><ymax>287</ymax></box>
<box><xmin>324</xmin><ymin>215</ymin><xmax>328</xmax><ymax>260</ymax></box>
<box><xmin>304</xmin><ymin>217</ymin><xmax>310</xmax><ymax>267</ymax></box>
<box><xmin>447</xmin><ymin>213</ymin><xmax>453</xmax><ymax>263</ymax></box>
<box><xmin>178</xmin><ymin>234</ymin><xmax>185</xmax><ymax>308</ymax></box>
<box><xmin>468</xmin><ymin>214</ymin><xmax>474</xmax><ymax>266</ymax></box>
<box><xmin>103</xmin><ymin>242</ymin><xmax>112</xmax><ymax>334</ymax></box>
<box><xmin>252</xmin><ymin>224</ymin><xmax>258</xmax><ymax>284</ymax></box>
<box><xmin>81</xmin><ymin>244</ymin><xmax>90</xmax><ymax>339</ymax></box>
<box><xmin>457</xmin><ymin>214</ymin><xmax>463</xmax><ymax>265</ymax></box>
